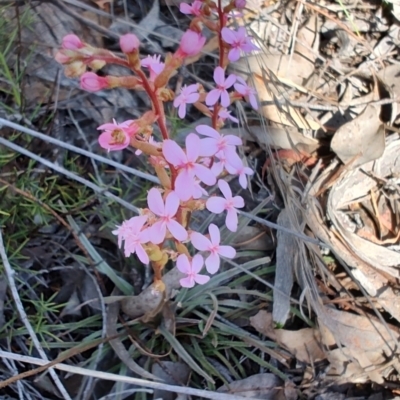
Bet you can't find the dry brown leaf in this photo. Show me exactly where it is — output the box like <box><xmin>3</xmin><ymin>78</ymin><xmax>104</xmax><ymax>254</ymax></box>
<box><xmin>330</xmin><ymin>104</ymin><xmax>385</xmax><ymax>168</ymax></box>
<box><xmin>218</xmin><ymin>373</ymin><xmax>289</xmax><ymax>399</ymax></box>
<box><xmin>250</xmin><ymin>311</ymin><xmax>327</xmax><ymax>364</ymax></box>
<box><xmin>152</xmin><ymin>361</ymin><xmax>190</xmax><ymax>400</ymax></box>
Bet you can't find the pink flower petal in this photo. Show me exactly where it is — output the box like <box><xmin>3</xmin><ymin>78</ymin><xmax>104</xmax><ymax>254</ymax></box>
<box><xmin>206</xmin><ymin>197</ymin><xmax>226</xmax><ymax>214</ymax></box>
<box><xmin>224</xmin><ymin>74</ymin><xmax>237</xmax><ymax>88</ymax></box>
<box><xmin>196</xmin><ymin>125</ymin><xmax>220</xmax><ymax>139</ymax></box>
<box><xmin>147</xmin><ymin>188</ymin><xmax>165</xmax><ymax>216</ymax></box>
<box><xmin>205</xmin><ymin>252</ymin><xmax>220</xmax><ymax>274</ymax></box>
<box><xmin>239</xmin><ymin>173</ymin><xmax>247</xmax><ymax>189</ymax></box>
<box><xmin>191</xmin><ymin>232</ymin><xmax>212</xmax><ymax>251</ymax></box>
<box><xmin>205</xmin><ymin>89</ymin><xmax>220</xmax><ymax>106</ymax></box>
<box><xmin>228</xmin><ymin>48</ymin><xmax>241</xmax><ymax>62</ymax></box>
<box><xmin>199</xmin><ymin>138</ymin><xmax>219</xmax><ymax>157</ymax></box>
<box><xmin>135</xmin><ymin>244</ymin><xmax>150</xmax><ymax>264</ymax></box>
<box><xmin>178</xmin><ymin>103</ymin><xmax>186</xmax><ymax>119</ymax></box>
<box><xmin>218</xmin><ymin>179</ymin><xmax>232</xmax><ymax>200</ymax></box>
<box><xmin>163</xmin><ymin>139</ymin><xmax>187</xmax><ymax>166</ymax></box>
<box><xmin>220</xmin><ymin>90</ymin><xmax>231</xmax><ymax>108</ymax></box>
<box><xmin>186</xmin><ymin>92</ymin><xmax>200</xmax><ymax>103</ymax></box>
<box><xmin>213</xmin><ymin>66</ymin><xmax>225</xmax><ymax>86</ymax></box>
<box><xmin>186</xmin><ymin>133</ymin><xmax>200</xmax><ymax>162</ymax></box>
<box><xmin>218</xmin><ymin>245</ymin><xmax>236</xmax><ymax>258</ymax></box>
<box><xmin>98</xmin><ymin>131</ymin><xmax>130</xmax><ymax>151</ymax></box>
<box><xmin>165</xmin><ymin>191</ymin><xmax>180</xmax><ymax>217</ymax></box>
<box><xmin>194</xmin><ymin>274</ymin><xmax>210</xmax><ymax>285</ymax></box>
<box><xmin>208</xmin><ymin>224</ymin><xmax>220</xmax><ymax>245</ymax></box>
<box><xmin>221</xmin><ymin>27</ymin><xmax>236</xmax><ymax>45</ymax></box>
<box><xmin>232</xmin><ymin>196</ymin><xmax>245</xmax><ymax>208</ymax></box>
<box><xmin>191</xmin><ymin>254</ymin><xmax>204</xmax><ymax>273</ymax></box>
<box><xmin>226</xmin><ymin>209</ymin><xmax>238</xmax><ymax>232</ymax></box>
<box><xmin>175</xmin><ymin>169</ymin><xmax>195</xmax><ymax>201</ymax></box>
<box><xmin>167</xmin><ymin>219</ymin><xmax>188</xmax><ymax>241</ymax></box>
<box><xmin>193</xmin><ymin>164</ymin><xmax>216</xmax><ymax>186</ymax></box>
<box><xmin>180</xmin><ymin>276</ymin><xmax>195</xmax><ymax>288</ymax></box>
<box><xmin>176</xmin><ymin>254</ymin><xmax>191</xmax><ymax>274</ymax></box>
<box><xmin>225</xmin><ymin>135</ymin><xmax>242</xmax><ymax>146</ymax></box>
<box><xmin>249</xmin><ymin>92</ymin><xmax>258</xmax><ymax>110</ymax></box>
<box><xmin>150</xmin><ymin>220</ymin><xmax>167</xmax><ymax>244</ymax></box>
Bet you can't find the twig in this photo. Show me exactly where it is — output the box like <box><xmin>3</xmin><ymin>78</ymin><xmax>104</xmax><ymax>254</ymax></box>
<box><xmin>0</xmin><ymin>118</ymin><xmax>159</xmax><ymax>184</ymax></box>
<box><xmin>0</xmin><ymin>230</ymin><xmax>72</xmax><ymax>400</ymax></box>
<box><xmin>0</xmin><ymin>136</ymin><xmax>139</xmax><ymax>214</ymax></box>
<box><xmin>0</xmin><ymin>350</ymin><xmax>256</xmax><ymax>400</ymax></box>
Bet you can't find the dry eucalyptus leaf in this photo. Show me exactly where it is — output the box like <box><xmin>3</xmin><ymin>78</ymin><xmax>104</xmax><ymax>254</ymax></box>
<box><xmin>273</xmin><ymin>209</ymin><xmax>296</xmax><ymax>326</ymax></box>
<box><xmin>218</xmin><ymin>373</ymin><xmax>286</xmax><ymax>399</ymax></box>
<box><xmin>319</xmin><ymin>308</ymin><xmax>400</xmax><ymax>384</ymax></box>
<box><xmin>328</xmin><ymin>138</ymin><xmax>400</xmax><ymax>280</ymax></box>
<box><xmin>378</xmin><ymin>64</ymin><xmax>400</xmax><ymax>120</ymax></box>
<box><xmin>330</xmin><ymin>104</ymin><xmax>385</xmax><ymax>168</ymax></box>
<box><xmin>152</xmin><ymin>362</ymin><xmax>190</xmax><ymax>400</ymax></box>
<box><xmin>250</xmin><ymin>311</ymin><xmax>327</xmax><ymax>364</ymax></box>
<box><xmin>306</xmin><ymin>171</ymin><xmax>400</xmax><ymax>323</ymax></box>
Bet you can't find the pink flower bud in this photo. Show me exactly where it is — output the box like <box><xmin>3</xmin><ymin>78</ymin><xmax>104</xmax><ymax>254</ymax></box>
<box><xmin>80</xmin><ymin>72</ymin><xmax>109</xmax><ymax>92</ymax></box>
<box><xmin>62</xmin><ymin>34</ymin><xmax>84</xmax><ymax>50</ymax></box>
<box><xmin>120</xmin><ymin>33</ymin><xmax>140</xmax><ymax>54</ymax></box>
<box><xmin>235</xmin><ymin>0</ymin><xmax>246</xmax><ymax>8</ymax></box>
<box><xmin>176</xmin><ymin>30</ymin><xmax>206</xmax><ymax>58</ymax></box>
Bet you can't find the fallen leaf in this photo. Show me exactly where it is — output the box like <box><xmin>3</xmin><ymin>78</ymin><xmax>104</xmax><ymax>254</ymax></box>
<box><xmin>218</xmin><ymin>373</ymin><xmax>287</xmax><ymax>399</ymax></box>
<box><xmin>152</xmin><ymin>361</ymin><xmax>190</xmax><ymax>400</ymax></box>
<box><xmin>331</xmin><ymin>104</ymin><xmax>385</xmax><ymax>168</ymax></box>
<box><xmin>250</xmin><ymin>311</ymin><xmax>327</xmax><ymax>364</ymax></box>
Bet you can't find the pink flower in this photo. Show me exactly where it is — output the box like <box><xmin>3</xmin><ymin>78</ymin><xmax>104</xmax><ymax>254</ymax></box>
<box><xmin>177</xmin><ymin>254</ymin><xmax>210</xmax><ymax>288</ymax></box>
<box><xmin>221</xmin><ymin>27</ymin><xmax>259</xmax><ymax>62</ymax></box>
<box><xmin>80</xmin><ymin>72</ymin><xmax>109</xmax><ymax>92</ymax></box>
<box><xmin>234</xmin><ymin>76</ymin><xmax>258</xmax><ymax>110</ymax></box>
<box><xmin>163</xmin><ymin>134</ymin><xmax>216</xmax><ymax>201</ymax></box>
<box><xmin>141</xmin><ymin>55</ymin><xmax>165</xmax><ymax>81</ymax></box>
<box><xmin>196</xmin><ymin>125</ymin><xmax>242</xmax><ymax>157</ymax></box>
<box><xmin>177</xmin><ymin>30</ymin><xmax>206</xmax><ymax>58</ymax></box>
<box><xmin>225</xmin><ymin>152</ymin><xmax>253</xmax><ymax>189</ymax></box>
<box><xmin>112</xmin><ymin>216</ymin><xmax>150</xmax><ymax>263</ymax></box>
<box><xmin>206</xmin><ymin>67</ymin><xmax>236</xmax><ymax>108</ymax></box>
<box><xmin>97</xmin><ymin>119</ymin><xmax>138</xmax><ymax>151</ymax></box>
<box><xmin>174</xmin><ymin>84</ymin><xmax>200</xmax><ymax>119</ymax></box>
<box><xmin>191</xmin><ymin>224</ymin><xmax>236</xmax><ymax>274</ymax></box>
<box><xmin>62</xmin><ymin>34</ymin><xmax>84</xmax><ymax>50</ymax></box>
<box><xmin>120</xmin><ymin>33</ymin><xmax>140</xmax><ymax>53</ymax></box>
<box><xmin>147</xmin><ymin>189</ymin><xmax>188</xmax><ymax>244</ymax></box>
<box><xmin>206</xmin><ymin>180</ymin><xmax>244</xmax><ymax>232</ymax></box>
<box><xmin>180</xmin><ymin>0</ymin><xmax>202</xmax><ymax>16</ymax></box>
<box><xmin>235</xmin><ymin>0</ymin><xmax>246</xmax><ymax>8</ymax></box>
<box><xmin>218</xmin><ymin>108</ymin><xmax>239</xmax><ymax>124</ymax></box>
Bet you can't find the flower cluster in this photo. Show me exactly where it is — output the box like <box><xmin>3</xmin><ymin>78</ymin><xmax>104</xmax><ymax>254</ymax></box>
<box><xmin>56</xmin><ymin>0</ymin><xmax>258</xmax><ymax>289</ymax></box>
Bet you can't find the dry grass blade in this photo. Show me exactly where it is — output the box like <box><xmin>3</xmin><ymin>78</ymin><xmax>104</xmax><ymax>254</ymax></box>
<box><xmin>0</xmin><ymin>350</ymin><xmax>257</xmax><ymax>400</ymax></box>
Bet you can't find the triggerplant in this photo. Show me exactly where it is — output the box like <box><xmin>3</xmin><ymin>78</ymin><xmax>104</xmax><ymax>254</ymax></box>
<box><xmin>56</xmin><ymin>0</ymin><xmax>258</xmax><ymax>291</ymax></box>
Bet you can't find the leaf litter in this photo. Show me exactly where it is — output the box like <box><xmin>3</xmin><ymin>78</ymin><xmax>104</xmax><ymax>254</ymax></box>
<box><xmin>2</xmin><ymin>0</ymin><xmax>400</xmax><ymax>399</ymax></box>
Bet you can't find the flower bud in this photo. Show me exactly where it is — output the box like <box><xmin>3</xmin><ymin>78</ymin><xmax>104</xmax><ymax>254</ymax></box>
<box><xmin>175</xmin><ymin>30</ymin><xmax>206</xmax><ymax>58</ymax></box>
<box><xmin>80</xmin><ymin>72</ymin><xmax>108</xmax><ymax>92</ymax></box>
<box><xmin>62</xmin><ymin>34</ymin><xmax>84</xmax><ymax>50</ymax></box>
<box><xmin>119</xmin><ymin>33</ymin><xmax>140</xmax><ymax>54</ymax></box>
<box><xmin>235</xmin><ymin>0</ymin><xmax>246</xmax><ymax>8</ymax></box>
